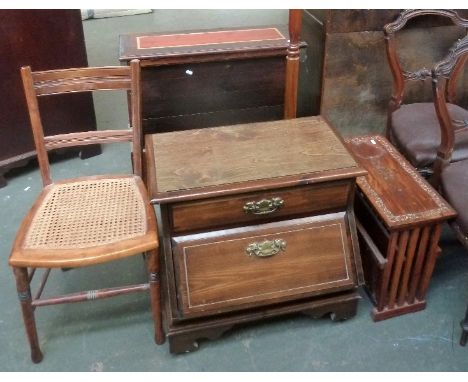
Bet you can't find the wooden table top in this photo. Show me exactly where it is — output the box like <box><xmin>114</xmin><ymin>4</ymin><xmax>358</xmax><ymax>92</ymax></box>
<box><xmin>345</xmin><ymin>135</ymin><xmax>456</xmax><ymax>229</ymax></box>
<box><xmin>119</xmin><ymin>25</ymin><xmax>291</xmax><ymax>63</ymax></box>
<box><xmin>146</xmin><ymin>116</ymin><xmax>365</xmax><ymax>203</ymax></box>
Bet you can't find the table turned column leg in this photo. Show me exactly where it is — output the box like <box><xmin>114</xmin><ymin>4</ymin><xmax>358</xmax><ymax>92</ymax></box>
<box><xmin>147</xmin><ymin>248</ymin><xmax>165</xmax><ymax>345</ymax></box>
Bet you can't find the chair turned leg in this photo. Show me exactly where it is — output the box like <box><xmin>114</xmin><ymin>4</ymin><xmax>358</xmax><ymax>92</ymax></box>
<box><xmin>147</xmin><ymin>248</ymin><xmax>165</xmax><ymax>345</ymax></box>
<box><xmin>13</xmin><ymin>267</ymin><xmax>43</xmax><ymax>363</ymax></box>
<box><xmin>460</xmin><ymin>304</ymin><xmax>468</xmax><ymax>347</ymax></box>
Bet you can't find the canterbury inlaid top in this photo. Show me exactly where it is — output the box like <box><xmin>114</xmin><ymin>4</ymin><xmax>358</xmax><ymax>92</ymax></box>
<box><xmin>146</xmin><ymin>116</ymin><xmax>366</xmax><ymax>203</ymax></box>
<box><xmin>346</xmin><ymin>135</ymin><xmax>456</xmax><ymax>230</ymax></box>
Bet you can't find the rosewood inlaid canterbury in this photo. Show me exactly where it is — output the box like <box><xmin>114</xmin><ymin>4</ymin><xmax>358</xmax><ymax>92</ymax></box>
<box><xmin>145</xmin><ymin>116</ymin><xmax>367</xmax><ymax>353</ymax></box>
<box><xmin>346</xmin><ymin>135</ymin><xmax>456</xmax><ymax>321</ymax></box>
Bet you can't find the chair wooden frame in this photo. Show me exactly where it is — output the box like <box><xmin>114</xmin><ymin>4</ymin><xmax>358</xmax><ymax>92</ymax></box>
<box><xmin>431</xmin><ymin>35</ymin><xmax>468</xmax><ymax>346</ymax></box>
<box><xmin>9</xmin><ymin>60</ymin><xmax>164</xmax><ymax>363</ymax></box>
<box><xmin>432</xmin><ymin>37</ymin><xmax>468</xmax><ymax>192</ymax></box>
<box><xmin>384</xmin><ymin>9</ymin><xmax>468</xmax><ymax>176</ymax></box>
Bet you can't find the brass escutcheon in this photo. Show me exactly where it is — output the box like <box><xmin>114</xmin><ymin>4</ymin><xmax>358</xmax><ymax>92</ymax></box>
<box><xmin>243</xmin><ymin>197</ymin><xmax>284</xmax><ymax>215</ymax></box>
<box><xmin>246</xmin><ymin>239</ymin><xmax>287</xmax><ymax>258</ymax></box>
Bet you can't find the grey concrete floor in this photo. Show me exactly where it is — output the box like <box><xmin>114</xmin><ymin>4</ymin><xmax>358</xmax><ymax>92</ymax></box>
<box><xmin>1</xmin><ymin>10</ymin><xmax>468</xmax><ymax>371</ymax></box>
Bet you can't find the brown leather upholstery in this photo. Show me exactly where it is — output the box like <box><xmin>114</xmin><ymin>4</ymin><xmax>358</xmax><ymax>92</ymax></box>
<box><xmin>441</xmin><ymin>159</ymin><xmax>468</xmax><ymax>235</ymax></box>
<box><xmin>391</xmin><ymin>102</ymin><xmax>468</xmax><ymax>168</ymax></box>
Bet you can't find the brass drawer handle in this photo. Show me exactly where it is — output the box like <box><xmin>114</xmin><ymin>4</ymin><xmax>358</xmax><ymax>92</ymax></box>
<box><xmin>246</xmin><ymin>239</ymin><xmax>287</xmax><ymax>258</ymax></box>
<box><xmin>243</xmin><ymin>197</ymin><xmax>284</xmax><ymax>215</ymax></box>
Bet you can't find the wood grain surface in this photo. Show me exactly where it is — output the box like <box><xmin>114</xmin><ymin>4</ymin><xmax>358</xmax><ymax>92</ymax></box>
<box><xmin>170</xmin><ymin>181</ymin><xmax>351</xmax><ymax>233</ymax></box>
<box><xmin>346</xmin><ymin>135</ymin><xmax>456</xmax><ymax>229</ymax></box>
<box><xmin>172</xmin><ymin>214</ymin><xmax>354</xmax><ymax>317</ymax></box>
<box><xmin>151</xmin><ymin>116</ymin><xmax>360</xmax><ymax>195</ymax></box>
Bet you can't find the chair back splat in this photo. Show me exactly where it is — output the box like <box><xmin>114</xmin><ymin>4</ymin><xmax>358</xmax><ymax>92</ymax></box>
<box><xmin>432</xmin><ymin>36</ymin><xmax>468</xmax><ymax>185</ymax></box>
<box><xmin>383</xmin><ymin>9</ymin><xmax>468</xmax><ymax>176</ymax></box>
<box><xmin>384</xmin><ymin>9</ymin><xmax>468</xmax><ymax>113</ymax></box>
<box><xmin>20</xmin><ymin>61</ymin><xmax>143</xmax><ymax>186</ymax></box>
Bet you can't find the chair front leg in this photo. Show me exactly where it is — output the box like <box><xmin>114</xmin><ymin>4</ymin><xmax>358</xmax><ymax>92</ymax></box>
<box><xmin>147</xmin><ymin>248</ymin><xmax>165</xmax><ymax>345</ymax></box>
<box><xmin>13</xmin><ymin>267</ymin><xmax>43</xmax><ymax>363</ymax></box>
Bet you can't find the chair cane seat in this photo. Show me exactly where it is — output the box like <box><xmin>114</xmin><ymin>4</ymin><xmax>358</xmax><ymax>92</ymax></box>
<box><xmin>9</xmin><ymin>175</ymin><xmax>158</xmax><ymax>268</ymax></box>
<box><xmin>391</xmin><ymin>102</ymin><xmax>468</xmax><ymax>168</ymax></box>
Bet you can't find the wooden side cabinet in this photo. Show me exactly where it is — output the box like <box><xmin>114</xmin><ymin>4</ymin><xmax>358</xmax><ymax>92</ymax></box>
<box><xmin>0</xmin><ymin>10</ymin><xmax>99</xmax><ymax>187</ymax></box>
<box><xmin>145</xmin><ymin>116</ymin><xmax>366</xmax><ymax>353</ymax></box>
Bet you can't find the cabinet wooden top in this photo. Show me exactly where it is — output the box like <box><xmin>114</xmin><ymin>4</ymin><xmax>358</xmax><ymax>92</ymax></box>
<box><xmin>119</xmin><ymin>25</ymin><xmax>292</xmax><ymax>64</ymax></box>
<box><xmin>146</xmin><ymin>116</ymin><xmax>366</xmax><ymax>203</ymax></box>
<box><xmin>345</xmin><ymin>135</ymin><xmax>456</xmax><ymax>229</ymax></box>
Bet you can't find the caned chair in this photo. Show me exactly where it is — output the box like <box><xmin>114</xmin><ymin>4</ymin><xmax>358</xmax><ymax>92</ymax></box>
<box><xmin>384</xmin><ymin>9</ymin><xmax>468</xmax><ymax>177</ymax></box>
<box><xmin>430</xmin><ymin>36</ymin><xmax>468</xmax><ymax>346</ymax></box>
<box><xmin>9</xmin><ymin>60</ymin><xmax>164</xmax><ymax>363</ymax></box>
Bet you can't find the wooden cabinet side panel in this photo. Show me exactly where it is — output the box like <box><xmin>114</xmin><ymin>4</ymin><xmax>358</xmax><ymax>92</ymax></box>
<box><xmin>0</xmin><ymin>10</ymin><xmax>96</xmax><ymax>165</ymax></box>
<box><xmin>141</xmin><ymin>57</ymin><xmax>285</xmax><ymax>119</ymax></box>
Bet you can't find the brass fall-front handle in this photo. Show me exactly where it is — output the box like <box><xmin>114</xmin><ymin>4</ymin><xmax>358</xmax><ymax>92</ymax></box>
<box><xmin>246</xmin><ymin>239</ymin><xmax>287</xmax><ymax>258</ymax></box>
<box><xmin>243</xmin><ymin>197</ymin><xmax>284</xmax><ymax>215</ymax></box>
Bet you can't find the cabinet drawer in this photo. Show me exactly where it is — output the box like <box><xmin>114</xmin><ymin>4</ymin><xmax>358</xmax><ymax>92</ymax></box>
<box><xmin>170</xmin><ymin>181</ymin><xmax>351</xmax><ymax>233</ymax></box>
<box><xmin>172</xmin><ymin>213</ymin><xmax>357</xmax><ymax>317</ymax></box>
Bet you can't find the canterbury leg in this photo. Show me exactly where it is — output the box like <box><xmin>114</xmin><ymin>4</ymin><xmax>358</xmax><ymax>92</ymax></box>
<box><xmin>147</xmin><ymin>248</ymin><xmax>164</xmax><ymax>345</ymax></box>
<box><xmin>13</xmin><ymin>267</ymin><xmax>43</xmax><ymax>363</ymax></box>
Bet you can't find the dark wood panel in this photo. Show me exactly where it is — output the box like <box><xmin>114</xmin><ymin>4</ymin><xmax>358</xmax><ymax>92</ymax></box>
<box><xmin>141</xmin><ymin>56</ymin><xmax>284</xmax><ymax>82</ymax></box>
<box><xmin>141</xmin><ymin>57</ymin><xmax>285</xmax><ymax>118</ymax></box>
<box><xmin>172</xmin><ymin>214</ymin><xmax>355</xmax><ymax>317</ymax></box>
<box><xmin>170</xmin><ymin>181</ymin><xmax>351</xmax><ymax>233</ymax></box>
<box><xmin>298</xmin><ymin>10</ymin><xmax>325</xmax><ymax>117</ymax></box>
<box><xmin>0</xmin><ymin>10</ymin><xmax>98</xmax><ymax>186</ymax></box>
<box><xmin>142</xmin><ymin>105</ymin><xmax>284</xmax><ymax>134</ymax></box>
<box><xmin>145</xmin><ymin>87</ymin><xmax>283</xmax><ymax>118</ymax></box>
<box><xmin>355</xmin><ymin>192</ymin><xmax>389</xmax><ymax>256</ymax></box>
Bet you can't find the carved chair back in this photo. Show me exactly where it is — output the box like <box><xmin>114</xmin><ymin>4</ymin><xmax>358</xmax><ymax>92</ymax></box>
<box><xmin>431</xmin><ymin>36</ymin><xmax>468</xmax><ymax>186</ymax></box>
<box><xmin>20</xmin><ymin>60</ymin><xmax>142</xmax><ymax>188</ymax></box>
<box><xmin>384</xmin><ymin>9</ymin><xmax>468</xmax><ymax>122</ymax></box>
